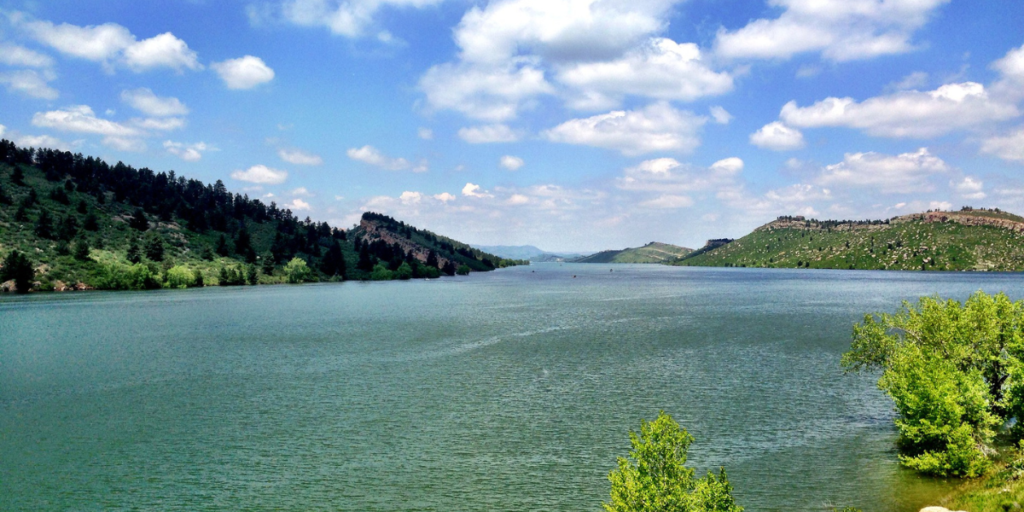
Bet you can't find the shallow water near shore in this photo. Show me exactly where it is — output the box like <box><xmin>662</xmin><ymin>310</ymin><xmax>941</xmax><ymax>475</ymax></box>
<box><xmin>3</xmin><ymin>264</ymin><xmax>1022</xmax><ymax>511</ymax></box>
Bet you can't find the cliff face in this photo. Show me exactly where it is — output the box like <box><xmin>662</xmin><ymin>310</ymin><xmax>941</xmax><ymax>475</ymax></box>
<box><xmin>358</xmin><ymin>218</ymin><xmax>454</xmax><ymax>270</ymax></box>
<box><xmin>894</xmin><ymin>211</ymin><xmax>1024</xmax><ymax>232</ymax></box>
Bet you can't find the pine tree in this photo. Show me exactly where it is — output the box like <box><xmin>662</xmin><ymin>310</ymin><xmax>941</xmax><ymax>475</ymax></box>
<box><xmin>127</xmin><ymin>238</ymin><xmax>142</xmax><ymax>264</ymax></box>
<box><xmin>129</xmin><ymin>208</ymin><xmax>149</xmax><ymax>231</ymax></box>
<box><xmin>11</xmin><ymin>166</ymin><xmax>24</xmax><ymax>185</ymax></box>
<box><xmin>145</xmin><ymin>234</ymin><xmax>164</xmax><ymax>261</ymax></box>
<box><xmin>261</xmin><ymin>252</ymin><xmax>276</xmax><ymax>275</ymax></box>
<box><xmin>73</xmin><ymin>237</ymin><xmax>91</xmax><ymax>260</ymax></box>
<box><xmin>34</xmin><ymin>209</ymin><xmax>53</xmax><ymax>239</ymax></box>
<box><xmin>0</xmin><ymin>250</ymin><xmax>35</xmax><ymax>293</ymax></box>
<box><xmin>216</xmin><ymin>234</ymin><xmax>231</xmax><ymax>257</ymax></box>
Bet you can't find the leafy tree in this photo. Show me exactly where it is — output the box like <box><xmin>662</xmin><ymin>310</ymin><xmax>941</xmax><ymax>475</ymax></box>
<box><xmin>145</xmin><ymin>234</ymin><xmax>165</xmax><ymax>261</ymax></box>
<box><xmin>843</xmin><ymin>291</ymin><xmax>1024</xmax><ymax>477</ymax></box>
<box><xmin>129</xmin><ymin>208</ymin><xmax>149</xmax><ymax>231</ymax></box>
<box><xmin>193</xmin><ymin>268</ymin><xmax>204</xmax><ymax>287</ymax></box>
<box><xmin>456</xmin><ymin>264</ymin><xmax>471</xmax><ymax>275</ymax></box>
<box><xmin>284</xmin><ymin>257</ymin><xmax>312</xmax><ymax>283</ymax></box>
<box><xmin>370</xmin><ymin>262</ymin><xmax>393</xmax><ymax>281</ymax></box>
<box><xmin>395</xmin><ymin>261</ymin><xmax>413</xmax><ymax>280</ymax></box>
<box><xmin>126</xmin><ymin>237</ymin><xmax>142</xmax><ymax>264</ymax></box>
<box><xmin>1</xmin><ymin>250</ymin><xmax>35</xmax><ymax>293</ymax></box>
<box><xmin>605</xmin><ymin>411</ymin><xmax>742</xmax><ymax>512</ymax></box>
<box><xmin>165</xmin><ymin>265</ymin><xmax>196</xmax><ymax>289</ymax></box>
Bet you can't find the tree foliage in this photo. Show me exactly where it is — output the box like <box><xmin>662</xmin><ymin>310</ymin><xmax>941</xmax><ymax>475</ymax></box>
<box><xmin>843</xmin><ymin>291</ymin><xmax>1024</xmax><ymax>477</ymax></box>
<box><xmin>605</xmin><ymin>412</ymin><xmax>742</xmax><ymax>512</ymax></box>
<box><xmin>284</xmin><ymin>257</ymin><xmax>312</xmax><ymax>283</ymax></box>
<box><xmin>1</xmin><ymin>250</ymin><xmax>35</xmax><ymax>293</ymax></box>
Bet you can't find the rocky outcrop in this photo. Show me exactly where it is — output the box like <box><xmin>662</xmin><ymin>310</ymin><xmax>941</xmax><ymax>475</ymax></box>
<box><xmin>894</xmin><ymin>211</ymin><xmax>1024</xmax><ymax>233</ymax></box>
<box><xmin>0</xmin><ymin>279</ymin><xmax>15</xmax><ymax>292</ymax></box>
<box><xmin>359</xmin><ymin>218</ymin><xmax>452</xmax><ymax>270</ymax></box>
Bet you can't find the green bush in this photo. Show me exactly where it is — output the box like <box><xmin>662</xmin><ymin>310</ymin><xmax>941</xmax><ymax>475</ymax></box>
<box><xmin>605</xmin><ymin>411</ymin><xmax>742</xmax><ymax>512</ymax></box>
<box><xmin>395</xmin><ymin>261</ymin><xmax>413</xmax><ymax>280</ymax></box>
<box><xmin>165</xmin><ymin>265</ymin><xmax>196</xmax><ymax>289</ymax></box>
<box><xmin>370</xmin><ymin>262</ymin><xmax>394</xmax><ymax>281</ymax></box>
<box><xmin>844</xmin><ymin>291</ymin><xmax>1024</xmax><ymax>477</ymax></box>
<box><xmin>284</xmin><ymin>257</ymin><xmax>312</xmax><ymax>283</ymax></box>
<box><xmin>456</xmin><ymin>264</ymin><xmax>471</xmax><ymax>275</ymax></box>
<box><xmin>97</xmin><ymin>262</ymin><xmax>162</xmax><ymax>290</ymax></box>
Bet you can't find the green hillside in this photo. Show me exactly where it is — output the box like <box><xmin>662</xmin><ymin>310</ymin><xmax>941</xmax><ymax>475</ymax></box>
<box><xmin>674</xmin><ymin>211</ymin><xmax>1024</xmax><ymax>271</ymax></box>
<box><xmin>575</xmin><ymin>242</ymin><xmax>692</xmax><ymax>263</ymax></box>
<box><xmin>0</xmin><ymin>140</ymin><xmax>522</xmax><ymax>292</ymax></box>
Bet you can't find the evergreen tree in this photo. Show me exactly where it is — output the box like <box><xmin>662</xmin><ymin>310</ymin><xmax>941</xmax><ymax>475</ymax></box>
<box><xmin>55</xmin><ymin>239</ymin><xmax>71</xmax><ymax>256</ymax></box>
<box><xmin>14</xmin><ymin>202</ymin><xmax>29</xmax><ymax>222</ymax></box>
<box><xmin>145</xmin><ymin>234</ymin><xmax>165</xmax><ymax>261</ymax></box>
<box><xmin>77</xmin><ymin>199</ymin><xmax>88</xmax><ymax>214</ymax></box>
<box><xmin>193</xmin><ymin>268</ymin><xmax>204</xmax><ymax>287</ymax></box>
<box><xmin>57</xmin><ymin>215</ymin><xmax>78</xmax><ymax>241</ymax></box>
<box><xmin>235</xmin><ymin>223</ymin><xmax>252</xmax><ymax>257</ymax></box>
<box><xmin>34</xmin><ymin>209</ymin><xmax>53</xmax><ymax>239</ymax></box>
<box><xmin>215</xmin><ymin>234</ymin><xmax>231</xmax><ymax>257</ymax></box>
<box><xmin>260</xmin><ymin>252</ymin><xmax>276</xmax><ymax>275</ymax></box>
<box><xmin>321</xmin><ymin>240</ymin><xmax>346</xmax><ymax>277</ymax></box>
<box><xmin>73</xmin><ymin>237</ymin><xmax>91</xmax><ymax>260</ymax></box>
<box><xmin>0</xmin><ymin>250</ymin><xmax>35</xmax><ymax>293</ymax></box>
<box><xmin>246</xmin><ymin>264</ymin><xmax>259</xmax><ymax>285</ymax></box>
<box><xmin>127</xmin><ymin>238</ymin><xmax>142</xmax><ymax>264</ymax></box>
<box><xmin>83</xmin><ymin>211</ymin><xmax>99</xmax><ymax>231</ymax></box>
<box><xmin>426</xmin><ymin>250</ymin><xmax>439</xmax><ymax>268</ymax></box>
<box><xmin>200</xmin><ymin>244</ymin><xmax>215</xmax><ymax>261</ymax></box>
<box><xmin>11</xmin><ymin>166</ymin><xmax>24</xmax><ymax>185</ymax></box>
<box><xmin>129</xmin><ymin>208</ymin><xmax>149</xmax><ymax>231</ymax></box>
<box><xmin>357</xmin><ymin>243</ymin><xmax>374</xmax><ymax>271</ymax></box>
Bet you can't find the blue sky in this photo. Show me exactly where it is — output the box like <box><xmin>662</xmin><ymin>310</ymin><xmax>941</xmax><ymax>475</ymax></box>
<box><xmin>1</xmin><ymin>0</ymin><xmax>1022</xmax><ymax>252</ymax></box>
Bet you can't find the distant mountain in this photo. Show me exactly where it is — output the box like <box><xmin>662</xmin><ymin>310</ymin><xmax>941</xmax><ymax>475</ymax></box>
<box><xmin>476</xmin><ymin>244</ymin><xmax>585</xmax><ymax>262</ymax></box>
<box><xmin>573</xmin><ymin>242</ymin><xmax>692</xmax><ymax>264</ymax></box>
<box><xmin>674</xmin><ymin>209</ymin><xmax>1024</xmax><ymax>271</ymax></box>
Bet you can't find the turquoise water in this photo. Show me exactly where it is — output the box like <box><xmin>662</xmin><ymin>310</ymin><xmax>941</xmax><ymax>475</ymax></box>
<box><xmin>3</xmin><ymin>264</ymin><xmax>1023</xmax><ymax>511</ymax></box>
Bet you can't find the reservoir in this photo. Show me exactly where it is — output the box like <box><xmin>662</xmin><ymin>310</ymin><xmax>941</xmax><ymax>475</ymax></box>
<box><xmin>3</xmin><ymin>264</ymin><xmax>1022</xmax><ymax>511</ymax></box>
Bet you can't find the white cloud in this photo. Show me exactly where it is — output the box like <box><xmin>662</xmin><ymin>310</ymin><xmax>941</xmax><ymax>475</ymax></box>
<box><xmin>419</xmin><ymin>61</ymin><xmax>553</xmax><ymax>121</ymax></box>
<box><xmin>714</xmin><ymin>0</ymin><xmax>950</xmax><ymax>62</ymax></box>
<box><xmin>640</xmin><ymin>194</ymin><xmax>693</xmax><ymax>209</ymax></box>
<box><xmin>212</xmin><ymin>56</ymin><xmax>275</xmax><ymax>89</ymax></box>
<box><xmin>543</xmin><ymin>102</ymin><xmax>705</xmax><ymax>155</ymax></box>
<box><xmin>0</xmin><ymin>43</ymin><xmax>54</xmax><ymax>68</ymax></box>
<box><xmin>616</xmin><ymin>157</ymin><xmax>739</xmax><ymax>194</ymax></box>
<box><xmin>779</xmin><ymin>82</ymin><xmax>1020</xmax><ymax>138</ymax></box>
<box><xmin>981</xmin><ymin>128</ymin><xmax>1024</xmax><ymax>163</ymax></box>
<box><xmin>23</xmin><ymin>18</ymin><xmax>200</xmax><ymax>72</ymax></box>
<box><xmin>164</xmin><ymin>140</ymin><xmax>210</xmax><ymax>161</ymax></box>
<box><xmin>556</xmin><ymin>38</ymin><xmax>733</xmax><ymax>109</ymax></box>
<box><xmin>709</xmin><ymin>106</ymin><xmax>732</xmax><ymax>125</ymax></box>
<box><xmin>123</xmin><ymin>32</ymin><xmax>201</xmax><ymax>72</ymax></box>
<box><xmin>506</xmin><ymin>193</ymin><xmax>530</xmax><ymax>205</ymax></box>
<box><xmin>462</xmin><ymin>182</ymin><xmax>493</xmax><ymax>198</ymax></box>
<box><xmin>102</xmin><ymin>136</ymin><xmax>146</xmax><ymax>152</ymax></box>
<box><xmin>285</xmin><ymin>198</ymin><xmax>311</xmax><ymax>211</ymax></box>
<box><xmin>15</xmin><ymin>134</ymin><xmax>72</xmax><ymax>151</ymax></box>
<box><xmin>131</xmin><ymin>117</ymin><xmax>185</xmax><ymax>131</ymax></box>
<box><xmin>291</xmin><ymin>187</ymin><xmax>313</xmax><ymax>196</ymax></box>
<box><xmin>709</xmin><ymin>157</ymin><xmax>744</xmax><ymax>176</ymax></box>
<box><xmin>32</xmin><ymin>105</ymin><xmax>139</xmax><ymax>136</ymax></box>
<box><xmin>750</xmin><ymin>122</ymin><xmax>805</xmax><ymax>150</ymax></box>
<box><xmin>992</xmin><ymin>43</ymin><xmax>1024</xmax><ymax>101</ymax></box>
<box><xmin>500</xmin><ymin>155</ymin><xmax>524</xmax><ymax>171</ymax></box>
<box><xmin>399</xmin><ymin>191</ymin><xmax>423</xmax><ymax>204</ymax></box>
<box><xmin>231</xmin><ymin>164</ymin><xmax>289</xmax><ymax>184</ymax></box>
<box><xmin>417</xmin><ymin>127</ymin><xmax>433</xmax><ymax>140</ymax></box>
<box><xmin>0</xmin><ymin>124</ymin><xmax>4</xmax><ymax>137</ymax></box>
<box><xmin>120</xmin><ymin>88</ymin><xmax>189</xmax><ymax>116</ymax></box>
<box><xmin>346</xmin><ymin>145</ymin><xmax>410</xmax><ymax>170</ymax></box>
<box><xmin>952</xmin><ymin>176</ymin><xmax>985</xmax><ymax>200</ymax></box>
<box><xmin>278</xmin><ymin>148</ymin><xmax>323</xmax><ymax>165</ymax></box>
<box><xmin>458</xmin><ymin>124</ymin><xmax>521</xmax><ymax>143</ymax></box>
<box><xmin>817</xmin><ymin>147</ymin><xmax>949</xmax><ymax>193</ymax></box>
<box><xmin>0</xmin><ymin>69</ymin><xmax>58</xmax><ymax>99</ymax></box>
<box><xmin>263</xmin><ymin>0</ymin><xmax>445</xmax><ymax>38</ymax></box>
<box><xmin>889</xmin><ymin>71</ymin><xmax>929</xmax><ymax>91</ymax></box>
<box><xmin>434</xmin><ymin>192</ymin><xmax>456</xmax><ymax>202</ymax></box>
<box><xmin>412</xmin><ymin>161</ymin><xmax>429</xmax><ymax>173</ymax></box>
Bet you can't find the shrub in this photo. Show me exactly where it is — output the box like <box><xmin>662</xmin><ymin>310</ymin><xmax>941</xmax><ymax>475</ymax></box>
<box><xmin>370</xmin><ymin>262</ymin><xmax>393</xmax><ymax>281</ymax></box>
<box><xmin>165</xmin><ymin>265</ymin><xmax>196</xmax><ymax>289</ymax></box>
<box><xmin>1</xmin><ymin>250</ymin><xmax>35</xmax><ymax>293</ymax></box>
<box><xmin>97</xmin><ymin>262</ymin><xmax>162</xmax><ymax>290</ymax></box>
<box><xmin>284</xmin><ymin>257</ymin><xmax>312</xmax><ymax>283</ymax></box>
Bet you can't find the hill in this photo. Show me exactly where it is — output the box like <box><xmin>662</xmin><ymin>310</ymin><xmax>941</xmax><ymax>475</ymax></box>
<box><xmin>0</xmin><ymin>140</ymin><xmax>523</xmax><ymax>292</ymax></box>
<box><xmin>674</xmin><ymin>210</ymin><xmax>1024</xmax><ymax>271</ymax></box>
<box><xmin>574</xmin><ymin>242</ymin><xmax>692</xmax><ymax>264</ymax></box>
<box><xmin>476</xmin><ymin>244</ymin><xmax>585</xmax><ymax>262</ymax></box>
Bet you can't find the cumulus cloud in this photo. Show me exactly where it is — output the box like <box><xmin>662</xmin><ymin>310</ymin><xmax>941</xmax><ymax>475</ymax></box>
<box><xmin>164</xmin><ymin>140</ymin><xmax>210</xmax><ymax>162</ymax></box>
<box><xmin>543</xmin><ymin>102</ymin><xmax>705</xmax><ymax>155</ymax></box>
<box><xmin>714</xmin><ymin>0</ymin><xmax>950</xmax><ymax>62</ymax></box>
<box><xmin>952</xmin><ymin>176</ymin><xmax>985</xmax><ymax>200</ymax></box>
<box><xmin>750</xmin><ymin>122</ymin><xmax>805</xmax><ymax>150</ymax></box>
<box><xmin>640</xmin><ymin>194</ymin><xmax>693</xmax><ymax>209</ymax></box>
<box><xmin>32</xmin><ymin>105</ymin><xmax>139</xmax><ymax>136</ymax></box>
<box><xmin>816</xmin><ymin>147</ymin><xmax>949</xmax><ymax>193</ymax></box>
<box><xmin>500</xmin><ymin>155</ymin><xmax>524</xmax><ymax>171</ymax></box>
<box><xmin>434</xmin><ymin>192</ymin><xmax>456</xmax><ymax>202</ymax></box>
<box><xmin>120</xmin><ymin>88</ymin><xmax>189</xmax><ymax>117</ymax></box>
<box><xmin>131</xmin><ymin>117</ymin><xmax>185</xmax><ymax>131</ymax></box>
<box><xmin>102</xmin><ymin>136</ymin><xmax>146</xmax><ymax>152</ymax></box>
<box><xmin>419</xmin><ymin>62</ymin><xmax>553</xmax><ymax>121</ymax></box>
<box><xmin>290</xmin><ymin>187</ymin><xmax>313</xmax><ymax>196</ymax></box>
<box><xmin>285</xmin><ymin>198</ymin><xmax>311</xmax><ymax>211</ymax></box>
<box><xmin>417</xmin><ymin>127</ymin><xmax>433</xmax><ymax>140</ymax></box>
<box><xmin>0</xmin><ymin>69</ymin><xmax>58</xmax><ymax>99</ymax></box>
<box><xmin>254</xmin><ymin>0</ymin><xmax>445</xmax><ymax>38</ymax></box>
<box><xmin>0</xmin><ymin>43</ymin><xmax>54</xmax><ymax>68</ymax></box>
<box><xmin>14</xmin><ymin>133</ymin><xmax>73</xmax><ymax>151</ymax></box>
<box><xmin>556</xmin><ymin>38</ymin><xmax>733</xmax><ymax>110</ymax></box>
<box><xmin>123</xmin><ymin>32</ymin><xmax>201</xmax><ymax>72</ymax></box>
<box><xmin>346</xmin><ymin>145</ymin><xmax>411</xmax><ymax>170</ymax></box>
<box><xmin>709</xmin><ymin>106</ymin><xmax>732</xmax><ymax>125</ymax></box>
<box><xmin>462</xmin><ymin>182</ymin><xmax>494</xmax><ymax>198</ymax></box>
<box><xmin>616</xmin><ymin>157</ymin><xmax>741</xmax><ymax>196</ymax></box>
<box><xmin>458</xmin><ymin>124</ymin><xmax>521</xmax><ymax>143</ymax></box>
<box><xmin>212</xmin><ymin>56</ymin><xmax>275</xmax><ymax>89</ymax></box>
<box><xmin>779</xmin><ymin>82</ymin><xmax>1019</xmax><ymax>138</ymax></box>
<box><xmin>278</xmin><ymin>148</ymin><xmax>323</xmax><ymax>165</ymax></box>
<box><xmin>981</xmin><ymin>128</ymin><xmax>1024</xmax><ymax>163</ymax></box>
<box><xmin>709</xmin><ymin>157</ymin><xmax>744</xmax><ymax>176</ymax></box>
<box><xmin>23</xmin><ymin>18</ymin><xmax>200</xmax><ymax>72</ymax></box>
<box><xmin>231</xmin><ymin>164</ymin><xmax>289</xmax><ymax>184</ymax></box>
<box><xmin>992</xmin><ymin>43</ymin><xmax>1024</xmax><ymax>101</ymax></box>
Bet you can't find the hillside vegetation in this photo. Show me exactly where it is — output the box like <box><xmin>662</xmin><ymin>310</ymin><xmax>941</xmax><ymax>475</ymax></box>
<box><xmin>675</xmin><ymin>211</ymin><xmax>1024</xmax><ymax>271</ymax></box>
<box><xmin>0</xmin><ymin>140</ymin><xmax>523</xmax><ymax>292</ymax></box>
<box><xmin>575</xmin><ymin>242</ymin><xmax>692</xmax><ymax>264</ymax></box>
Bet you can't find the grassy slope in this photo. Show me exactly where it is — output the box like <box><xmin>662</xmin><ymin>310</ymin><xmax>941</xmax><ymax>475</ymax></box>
<box><xmin>674</xmin><ymin>215</ymin><xmax>1024</xmax><ymax>271</ymax></box>
<box><xmin>577</xmin><ymin>242</ymin><xmax>692</xmax><ymax>264</ymax></box>
<box><xmin>0</xmin><ymin>157</ymin><xmax>511</xmax><ymax>290</ymax></box>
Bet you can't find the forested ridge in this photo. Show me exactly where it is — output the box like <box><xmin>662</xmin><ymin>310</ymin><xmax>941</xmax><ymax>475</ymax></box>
<box><xmin>0</xmin><ymin>140</ymin><xmax>524</xmax><ymax>292</ymax></box>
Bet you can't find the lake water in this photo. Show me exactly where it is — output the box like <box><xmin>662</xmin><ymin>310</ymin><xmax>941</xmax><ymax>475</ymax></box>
<box><xmin>3</xmin><ymin>264</ymin><xmax>1023</xmax><ymax>511</ymax></box>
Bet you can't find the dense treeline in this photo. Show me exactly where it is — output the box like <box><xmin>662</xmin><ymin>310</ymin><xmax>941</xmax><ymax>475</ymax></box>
<box><xmin>0</xmin><ymin>140</ymin><xmax>521</xmax><ymax>292</ymax></box>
